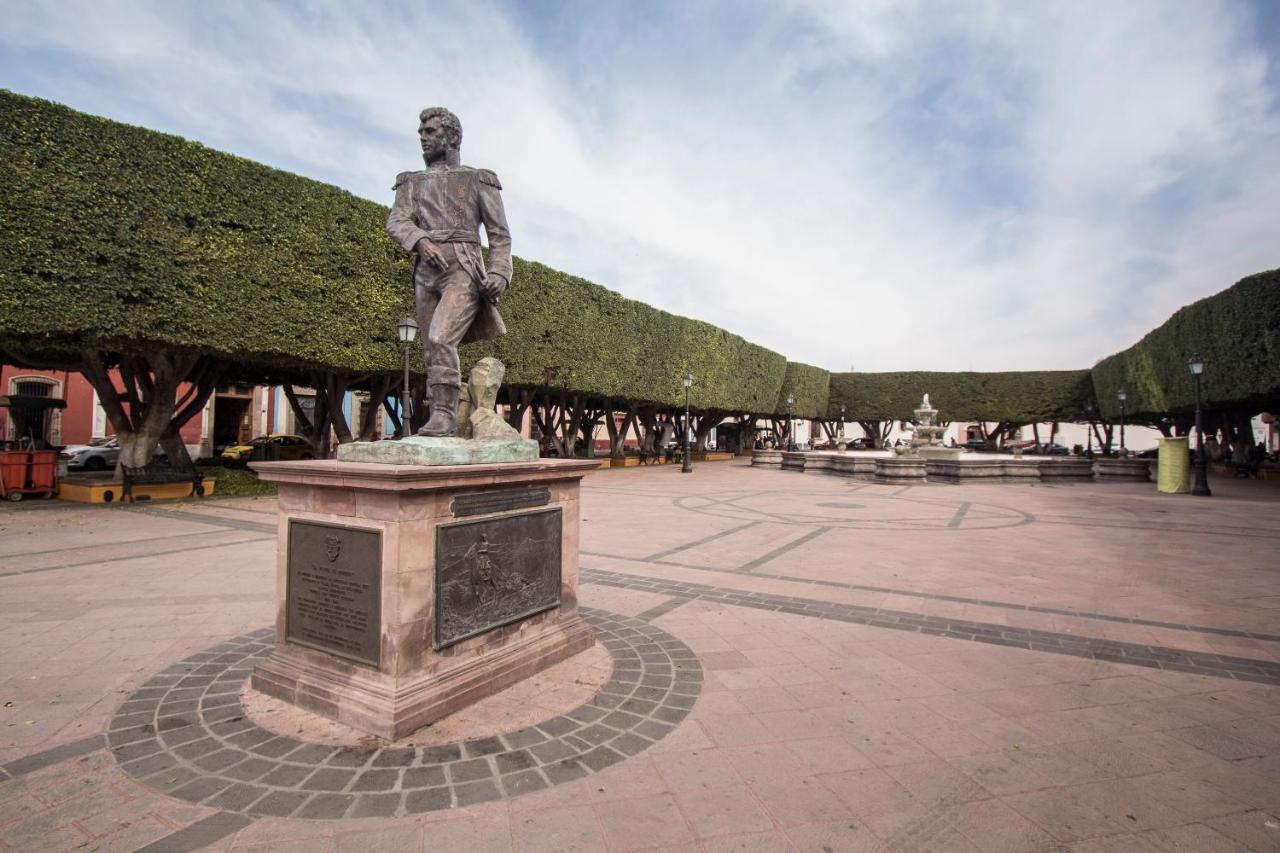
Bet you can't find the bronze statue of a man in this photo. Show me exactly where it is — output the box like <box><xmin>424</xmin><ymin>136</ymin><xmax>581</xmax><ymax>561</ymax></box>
<box><xmin>387</xmin><ymin>107</ymin><xmax>512</xmax><ymax>437</ymax></box>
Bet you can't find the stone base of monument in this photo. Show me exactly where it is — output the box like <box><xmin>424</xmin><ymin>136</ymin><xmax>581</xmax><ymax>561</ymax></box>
<box><xmin>248</xmin><ymin>457</ymin><xmax>598</xmax><ymax>740</ymax></box>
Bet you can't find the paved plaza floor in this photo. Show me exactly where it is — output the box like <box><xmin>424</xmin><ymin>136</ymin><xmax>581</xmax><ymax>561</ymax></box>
<box><xmin>1</xmin><ymin>461</ymin><xmax>1278</xmax><ymax>852</ymax></box>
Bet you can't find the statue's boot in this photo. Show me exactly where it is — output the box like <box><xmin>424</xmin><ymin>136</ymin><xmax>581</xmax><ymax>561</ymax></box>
<box><xmin>417</xmin><ymin>384</ymin><xmax>460</xmax><ymax>437</ymax></box>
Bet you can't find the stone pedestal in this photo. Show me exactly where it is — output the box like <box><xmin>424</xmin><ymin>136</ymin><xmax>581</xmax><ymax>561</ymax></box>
<box><xmin>248</xmin><ymin>458</ymin><xmax>598</xmax><ymax>740</ymax></box>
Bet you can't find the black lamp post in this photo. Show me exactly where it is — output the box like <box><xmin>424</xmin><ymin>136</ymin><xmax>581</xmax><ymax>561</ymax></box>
<box><xmin>1189</xmin><ymin>354</ymin><xmax>1211</xmax><ymax>497</ymax></box>
<box><xmin>681</xmin><ymin>371</ymin><xmax>693</xmax><ymax>473</ymax></box>
<box><xmin>1084</xmin><ymin>402</ymin><xmax>1094</xmax><ymax>457</ymax></box>
<box><xmin>396</xmin><ymin>315</ymin><xmax>419</xmax><ymax>437</ymax></box>
<box><xmin>1117</xmin><ymin>388</ymin><xmax>1127</xmax><ymax>455</ymax></box>
<box><xmin>839</xmin><ymin>404</ymin><xmax>846</xmax><ymax>451</ymax></box>
<box><xmin>786</xmin><ymin>393</ymin><xmax>797</xmax><ymax>452</ymax></box>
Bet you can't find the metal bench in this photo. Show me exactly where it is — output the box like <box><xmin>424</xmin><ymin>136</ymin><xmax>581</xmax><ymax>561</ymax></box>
<box><xmin>122</xmin><ymin>462</ymin><xmax>205</xmax><ymax>502</ymax></box>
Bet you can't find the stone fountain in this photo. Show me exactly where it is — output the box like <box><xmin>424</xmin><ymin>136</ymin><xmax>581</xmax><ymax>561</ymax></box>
<box><xmin>896</xmin><ymin>394</ymin><xmax>960</xmax><ymax>460</ymax></box>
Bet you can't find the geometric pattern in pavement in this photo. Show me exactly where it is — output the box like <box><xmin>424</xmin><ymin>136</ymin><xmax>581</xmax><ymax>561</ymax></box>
<box><xmin>674</xmin><ymin>488</ymin><xmax>1035</xmax><ymax>530</ymax></box>
<box><xmin>583</xmin><ymin>569</ymin><xmax>1280</xmax><ymax>686</ymax></box>
<box><xmin>107</xmin><ymin>608</ymin><xmax>701</xmax><ymax>819</ymax></box>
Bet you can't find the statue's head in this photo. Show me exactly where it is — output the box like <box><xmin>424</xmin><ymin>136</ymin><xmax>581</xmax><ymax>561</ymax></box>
<box><xmin>419</xmin><ymin>107</ymin><xmax>462</xmax><ymax>161</ymax></box>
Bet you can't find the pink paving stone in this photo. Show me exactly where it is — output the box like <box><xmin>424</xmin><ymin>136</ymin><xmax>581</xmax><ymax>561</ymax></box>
<box><xmin>592</xmin><ymin>793</ymin><xmax>695</xmax><ymax>851</ymax></box>
<box><xmin>651</xmin><ymin>748</ymin><xmax>746</xmax><ymax>791</ymax></box>
<box><xmin>510</xmin><ymin>804</ymin><xmax>606</xmax><ymax>853</ymax></box>
<box><xmin>2</xmin><ymin>463</ymin><xmax>1280</xmax><ymax>851</ymax></box>
<box><xmin>672</xmin><ymin>785</ymin><xmax>776</xmax><ymax>838</ymax></box>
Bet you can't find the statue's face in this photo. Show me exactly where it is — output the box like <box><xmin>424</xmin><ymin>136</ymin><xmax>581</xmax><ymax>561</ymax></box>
<box><xmin>419</xmin><ymin>115</ymin><xmax>452</xmax><ymax>160</ymax></box>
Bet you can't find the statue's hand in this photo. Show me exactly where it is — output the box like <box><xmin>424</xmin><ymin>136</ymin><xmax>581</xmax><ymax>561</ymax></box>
<box><xmin>480</xmin><ymin>273</ymin><xmax>507</xmax><ymax>302</ymax></box>
<box><xmin>414</xmin><ymin>238</ymin><xmax>448</xmax><ymax>271</ymax></box>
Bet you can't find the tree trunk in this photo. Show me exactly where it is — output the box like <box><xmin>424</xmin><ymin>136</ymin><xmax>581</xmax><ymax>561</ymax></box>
<box><xmin>982</xmin><ymin>421</ymin><xmax>1014</xmax><ymax>449</ymax></box>
<box><xmin>383</xmin><ymin>397</ymin><xmax>403</xmax><ymax>439</ymax></box>
<box><xmin>79</xmin><ymin>350</ymin><xmax>222</xmax><ymax>477</ymax></box>
<box><xmin>695</xmin><ymin>413</ymin><xmax>726</xmax><ymax>452</ymax></box>
<box><xmin>604</xmin><ymin>406</ymin><xmax>637</xmax><ymax>458</ymax></box>
<box><xmin>283</xmin><ymin>382</ymin><xmax>329</xmax><ymax>455</ymax></box>
<box><xmin>357</xmin><ymin>375</ymin><xmax>395</xmax><ymax>442</ymax></box>
<box><xmin>1093</xmin><ymin>421</ymin><xmax>1113</xmax><ymax>454</ymax></box>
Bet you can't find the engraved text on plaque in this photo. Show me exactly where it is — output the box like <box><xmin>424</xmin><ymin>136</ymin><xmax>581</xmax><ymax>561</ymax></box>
<box><xmin>286</xmin><ymin>520</ymin><xmax>382</xmax><ymax>666</ymax></box>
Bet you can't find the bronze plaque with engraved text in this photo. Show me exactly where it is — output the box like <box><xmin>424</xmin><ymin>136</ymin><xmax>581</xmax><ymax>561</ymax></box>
<box><xmin>286</xmin><ymin>520</ymin><xmax>382</xmax><ymax>667</ymax></box>
<box><xmin>435</xmin><ymin>508</ymin><xmax>561</xmax><ymax>649</ymax></box>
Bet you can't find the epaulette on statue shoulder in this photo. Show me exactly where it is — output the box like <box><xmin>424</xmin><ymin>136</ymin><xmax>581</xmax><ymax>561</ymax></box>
<box><xmin>475</xmin><ymin>168</ymin><xmax>502</xmax><ymax>190</ymax></box>
<box><xmin>392</xmin><ymin>170</ymin><xmax>424</xmax><ymax>190</ymax></box>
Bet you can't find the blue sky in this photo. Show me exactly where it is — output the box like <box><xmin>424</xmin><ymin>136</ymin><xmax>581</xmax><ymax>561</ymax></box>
<box><xmin>3</xmin><ymin>0</ymin><xmax>1277</xmax><ymax>371</ymax></box>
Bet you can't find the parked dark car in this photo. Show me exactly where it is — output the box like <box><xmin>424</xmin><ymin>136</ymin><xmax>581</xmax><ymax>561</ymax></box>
<box><xmin>961</xmin><ymin>438</ymin><xmax>990</xmax><ymax>451</ymax></box>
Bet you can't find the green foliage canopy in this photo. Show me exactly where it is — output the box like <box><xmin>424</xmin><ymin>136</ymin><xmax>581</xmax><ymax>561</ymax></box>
<box><xmin>464</xmin><ymin>258</ymin><xmax>787</xmax><ymax>409</ymax></box>
<box><xmin>828</xmin><ymin>370</ymin><xmax>1096</xmax><ymax>424</ymax></box>
<box><xmin>0</xmin><ymin>90</ymin><xmax>411</xmax><ymax>374</ymax></box>
<box><xmin>4</xmin><ymin>91</ymin><xmax>1276</xmax><ymax>427</ymax></box>
<box><xmin>1090</xmin><ymin>270</ymin><xmax>1280</xmax><ymax>420</ymax></box>
<box><xmin>0</xmin><ymin>90</ymin><xmax>787</xmax><ymax>412</ymax></box>
<box><xmin>776</xmin><ymin>362</ymin><xmax>831</xmax><ymax>419</ymax></box>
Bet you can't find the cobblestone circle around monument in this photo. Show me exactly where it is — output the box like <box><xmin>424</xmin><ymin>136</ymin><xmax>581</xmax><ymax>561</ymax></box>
<box><xmin>106</xmin><ymin>608</ymin><xmax>702</xmax><ymax>820</ymax></box>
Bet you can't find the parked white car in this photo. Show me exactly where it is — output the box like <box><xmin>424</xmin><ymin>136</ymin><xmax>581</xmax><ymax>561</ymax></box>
<box><xmin>61</xmin><ymin>439</ymin><xmax>164</xmax><ymax>471</ymax></box>
<box><xmin>61</xmin><ymin>439</ymin><xmax>121</xmax><ymax>471</ymax></box>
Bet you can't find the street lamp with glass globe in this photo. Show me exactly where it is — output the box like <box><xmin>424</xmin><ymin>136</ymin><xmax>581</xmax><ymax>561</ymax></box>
<box><xmin>1117</xmin><ymin>388</ymin><xmax>1127</xmax><ymax>454</ymax></box>
<box><xmin>1189</xmin><ymin>354</ymin><xmax>1211</xmax><ymax>497</ymax></box>
<box><xmin>681</xmin><ymin>372</ymin><xmax>694</xmax><ymax>473</ymax></box>
<box><xmin>396</xmin><ymin>315</ymin><xmax>419</xmax><ymax>437</ymax></box>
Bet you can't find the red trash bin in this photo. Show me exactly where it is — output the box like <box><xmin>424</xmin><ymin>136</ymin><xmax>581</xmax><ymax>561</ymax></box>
<box><xmin>28</xmin><ymin>450</ymin><xmax>58</xmax><ymax>493</ymax></box>
<box><xmin>1</xmin><ymin>451</ymin><xmax>30</xmax><ymax>497</ymax></box>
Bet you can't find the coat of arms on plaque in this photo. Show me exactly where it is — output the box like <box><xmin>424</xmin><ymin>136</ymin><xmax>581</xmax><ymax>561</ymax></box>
<box><xmin>324</xmin><ymin>534</ymin><xmax>342</xmax><ymax>562</ymax></box>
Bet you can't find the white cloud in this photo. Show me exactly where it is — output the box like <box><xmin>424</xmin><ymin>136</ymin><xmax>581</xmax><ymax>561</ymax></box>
<box><xmin>2</xmin><ymin>0</ymin><xmax>1276</xmax><ymax>372</ymax></box>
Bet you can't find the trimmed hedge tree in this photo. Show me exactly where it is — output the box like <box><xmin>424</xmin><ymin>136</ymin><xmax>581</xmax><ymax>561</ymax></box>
<box><xmin>1090</xmin><ymin>269</ymin><xmax>1280</xmax><ymax>421</ymax></box>
<box><xmin>465</xmin><ymin>258</ymin><xmax>787</xmax><ymax>411</ymax></box>
<box><xmin>776</xmin><ymin>362</ymin><xmax>831</xmax><ymax>420</ymax></box>
<box><xmin>828</xmin><ymin>370</ymin><xmax>1095</xmax><ymax>424</ymax></box>
<box><xmin>5</xmin><ymin>90</ymin><xmax>1275</xmax><ymax>463</ymax></box>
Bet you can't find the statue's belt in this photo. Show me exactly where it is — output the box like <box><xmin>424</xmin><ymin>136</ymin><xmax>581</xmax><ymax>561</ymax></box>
<box><xmin>421</xmin><ymin>229</ymin><xmax>481</xmax><ymax>244</ymax></box>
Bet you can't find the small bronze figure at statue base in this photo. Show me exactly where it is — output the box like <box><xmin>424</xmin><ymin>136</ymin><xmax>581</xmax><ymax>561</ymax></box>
<box><xmin>339</xmin><ymin>358</ymin><xmax>537</xmax><ymax>465</ymax></box>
